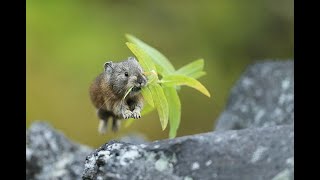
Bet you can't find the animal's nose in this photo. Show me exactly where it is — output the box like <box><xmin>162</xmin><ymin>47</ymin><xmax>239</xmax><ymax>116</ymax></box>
<box><xmin>137</xmin><ymin>75</ymin><xmax>146</xmax><ymax>86</ymax></box>
<box><xmin>137</xmin><ymin>79</ymin><xmax>143</xmax><ymax>85</ymax></box>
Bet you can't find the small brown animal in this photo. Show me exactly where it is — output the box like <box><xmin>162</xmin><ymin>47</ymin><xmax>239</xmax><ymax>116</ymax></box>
<box><xmin>89</xmin><ymin>57</ymin><xmax>147</xmax><ymax>134</ymax></box>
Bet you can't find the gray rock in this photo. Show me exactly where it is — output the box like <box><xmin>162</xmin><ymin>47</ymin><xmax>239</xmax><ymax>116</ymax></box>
<box><xmin>26</xmin><ymin>122</ymin><xmax>93</xmax><ymax>180</ymax></box>
<box><xmin>215</xmin><ymin>60</ymin><xmax>294</xmax><ymax>131</ymax></box>
<box><xmin>82</xmin><ymin>125</ymin><xmax>293</xmax><ymax>180</ymax></box>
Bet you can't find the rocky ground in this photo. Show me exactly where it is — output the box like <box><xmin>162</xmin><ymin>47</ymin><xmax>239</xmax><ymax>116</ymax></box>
<box><xmin>26</xmin><ymin>122</ymin><xmax>93</xmax><ymax>180</ymax></box>
<box><xmin>82</xmin><ymin>125</ymin><xmax>293</xmax><ymax>180</ymax></box>
<box><xmin>215</xmin><ymin>60</ymin><xmax>293</xmax><ymax>130</ymax></box>
<box><xmin>26</xmin><ymin>60</ymin><xmax>294</xmax><ymax>180</ymax></box>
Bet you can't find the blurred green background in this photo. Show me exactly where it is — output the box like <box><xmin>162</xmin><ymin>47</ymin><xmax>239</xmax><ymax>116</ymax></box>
<box><xmin>26</xmin><ymin>0</ymin><xmax>293</xmax><ymax>148</ymax></box>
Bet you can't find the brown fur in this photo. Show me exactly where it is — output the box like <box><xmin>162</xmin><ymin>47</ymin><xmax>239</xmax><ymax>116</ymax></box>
<box><xmin>89</xmin><ymin>57</ymin><xmax>147</xmax><ymax>133</ymax></box>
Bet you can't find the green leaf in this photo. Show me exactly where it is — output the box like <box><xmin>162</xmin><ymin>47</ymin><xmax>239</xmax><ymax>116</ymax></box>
<box><xmin>126</xmin><ymin>34</ymin><xmax>175</xmax><ymax>75</ymax></box>
<box><xmin>163</xmin><ymin>86</ymin><xmax>181</xmax><ymax>138</ymax></box>
<box><xmin>144</xmin><ymin>70</ymin><xmax>158</xmax><ymax>84</ymax></box>
<box><xmin>149</xmin><ymin>83</ymin><xmax>169</xmax><ymax>130</ymax></box>
<box><xmin>189</xmin><ymin>71</ymin><xmax>206</xmax><ymax>79</ymax></box>
<box><xmin>126</xmin><ymin>42</ymin><xmax>157</xmax><ymax>74</ymax></box>
<box><xmin>125</xmin><ymin>34</ymin><xmax>211</xmax><ymax>136</ymax></box>
<box><xmin>161</xmin><ymin>74</ymin><xmax>211</xmax><ymax>97</ymax></box>
<box><xmin>141</xmin><ymin>86</ymin><xmax>154</xmax><ymax>107</ymax></box>
<box><xmin>141</xmin><ymin>103</ymin><xmax>155</xmax><ymax>115</ymax></box>
<box><xmin>175</xmin><ymin>59</ymin><xmax>205</xmax><ymax>78</ymax></box>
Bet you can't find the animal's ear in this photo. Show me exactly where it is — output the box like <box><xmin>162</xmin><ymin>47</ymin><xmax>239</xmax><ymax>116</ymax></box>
<box><xmin>128</xmin><ymin>57</ymin><xmax>137</xmax><ymax>62</ymax></box>
<box><xmin>104</xmin><ymin>61</ymin><xmax>113</xmax><ymax>73</ymax></box>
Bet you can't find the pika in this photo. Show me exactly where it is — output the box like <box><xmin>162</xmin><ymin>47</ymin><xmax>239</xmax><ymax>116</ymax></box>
<box><xmin>89</xmin><ymin>57</ymin><xmax>147</xmax><ymax>134</ymax></box>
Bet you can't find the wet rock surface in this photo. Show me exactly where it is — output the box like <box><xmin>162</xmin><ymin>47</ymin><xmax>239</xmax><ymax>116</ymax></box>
<box><xmin>215</xmin><ymin>60</ymin><xmax>294</xmax><ymax>131</ymax></box>
<box><xmin>26</xmin><ymin>122</ymin><xmax>93</xmax><ymax>180</ymax></box>
<box><xmin>82</xmin><ymin>125</ymin><xmax>293</xmax><ymax>180</ymax></box>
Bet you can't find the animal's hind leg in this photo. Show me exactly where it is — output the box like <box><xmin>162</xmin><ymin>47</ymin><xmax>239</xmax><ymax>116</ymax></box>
<box><xmin>112</xmin><ymin>118</ymin><xmax>121</xmax><ymax>132</ymax></box>
<box><xmin>97</xmin><ymin>109</ymin><xmax>112</xmax><ymax>134</ymax></box>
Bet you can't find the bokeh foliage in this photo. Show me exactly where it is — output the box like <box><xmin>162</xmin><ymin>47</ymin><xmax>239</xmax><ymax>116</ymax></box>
<box><xmin>27</xmin><ymin>0</ymin><xmax>293</xmax><ymax>147</ymax></box>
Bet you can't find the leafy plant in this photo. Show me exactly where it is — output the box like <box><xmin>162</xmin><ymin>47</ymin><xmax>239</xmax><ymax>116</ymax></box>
<box><xmin>124</xmin><ymin>34</ymin><xmax>211</xmax><ymax>138</ymax></box>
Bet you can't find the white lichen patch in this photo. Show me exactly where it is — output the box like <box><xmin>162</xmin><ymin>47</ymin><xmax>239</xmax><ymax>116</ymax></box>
<box><xmin>205</xmin><ymin>160</ymin><xmax>212</xmax><ymax>166</ymax></box>
<box><xmin>146</xmin><ymin>152</ymin><xmax>157</xmax><ymax>161</ymax></box>
<box><xmin>254</xmin><ymin>110</ymin><xmax>265</xmax><ymax>122</ymax></box>
<box><xmin>55</xmin><ymin>154</ymin><xmax>72</xmax><ymax>169</ymax></box>
<box><xmin>51</xmin><ymin>168</ymin><xmax>67</xmax><ymax>178</ymax></box>
<box><xmin>281</xmin><ymin>79</ymin><xmax>290</xmax><ymax>90</ymax></box>
<box><xmin>98</xmin><ymin>150</ymin><xmax>110</xmax><ymax>157</ymax></box>
<box><xmin>286</xmin><ymin>157</ymin><xmax>294</xmax><ymax>166</ymax></box>
<box><xmin>214</xmin><ymin>137</ymin><xmax>222</xmax><ymax>143</ymax></box>
<box><xmin>191</xmin><ymin>162</ymin><xmax>200</xmax><ymax>170</ymax></box>
<box><xmin>196</xmin><ymin>136</ymin><xmax>206</xmax><ymax>141</ymax></box>
<box><xmin>230</xmin><ymin>133</ymin><xmax>238</xmax><ymax>139</ymax></box>
<box><xmin>151</xmin><ymin>151</ymin><xmax>177</xmax><ymax>173</ymax></box>
<box><xmin>155</xmin><ymin>158</ymin><xmax>169</xmax><ymax>171</ymax></box>
<box><xmin>139</xmin><ymin>144</ymin><xmax>147</xmax><ymax>148</ymax></box>
<box><xmin>242</xmin><ymin>77</ymin><xmax>254</xmax><ymax>87</ymax></box>
<box><xmin>184</xmin><ymin>176</ymin><xmax>193</xmax><ymax>180</ymax></box>
<box><xmin>119</xmin><ymin>149</ymin><xmax>140</xmax><ymax>166</ymax></box>
<box><xmin>279</xmin><ymin>94</ymin><xmax>294</xmax><ymax>105</ymax></box>
<box><xmin>251</xmin><ymin>146</ymin><xmax>268</xmax><ymax>163</ymax></box>
<box><xmin>42</xmin><ymin>153</ymin><xmax>73</xmax><ymax>179</ymax></box>
<box><xmin>171</xmin><ymin>153</ymin><xmax>178</xmax><ymax>164</ymax></box>
<box><xmin>85</xmin><ymin>155</ymin><xmax>97</xmax><ymax>169</ymax></box>
<box><xmin>105</xmin><ymin>172</ymin><xmax>121</xmax><ymax>179</ymax></box>
<box><xmin>98</xmin><ymin>150</ymin><xmax>111</xmax><ymax>162</ymax></box>
<box><xmin>26</xmin><ymin>147</ymin><xmax>32</xmax><ymax>161</ymax></box>
<box><xmin>109</xmin><ymin>143</ymin><xmax>122</xmax><ymax>150</ymax></box>
<box><xmin>122</xmin><ymin>150</ymin><xmax>140</xmax><ymax>159</ymax></box>
<box><xmin>278</xmin><ymin>94</ymin><xmax>286</xmax><ymax>105</ymax></box>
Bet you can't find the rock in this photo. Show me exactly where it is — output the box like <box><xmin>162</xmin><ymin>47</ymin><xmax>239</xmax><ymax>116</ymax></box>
<box><xmin>82</xmin><ymin>125</ymin><xmax>293</xmax><ymax>180</ymax></box>
<box><xmin>215</xmin><ymin>60</ymin><xmax>294</xmax><ymax>131</ymax></box>
<box><xmin>26</xmin><ymin>122</ymin><xmax>93</xmax><ymax>180</ymax></box>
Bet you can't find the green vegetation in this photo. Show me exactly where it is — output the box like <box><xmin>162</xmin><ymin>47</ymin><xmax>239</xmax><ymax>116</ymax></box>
<box><xmin>125</xmin><ymin>34</ymin><xmax>210</xmax><ymax>138</ymax></box>
<box><xmin>27</xmin><ymin>1</ymin><xmax>293</xmax><ymax>147</ymax></box>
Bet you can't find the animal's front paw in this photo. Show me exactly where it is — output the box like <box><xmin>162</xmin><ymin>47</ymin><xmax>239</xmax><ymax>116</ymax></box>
<box><xmin>132</xmin><ymin>110</ymin><xmax>141</xmax><ymax>119</ymax></box>
<box><xmin>122</xmin><ymin>110</ymin><xmax>133</xmax><ymax>119</ymax></box>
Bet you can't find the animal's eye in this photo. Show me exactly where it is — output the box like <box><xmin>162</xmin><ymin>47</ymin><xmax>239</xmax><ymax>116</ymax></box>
<box><xmin>124</xmin><ymin>72</ymin><xmax>129</xmax><ymax>77</ymax></box>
